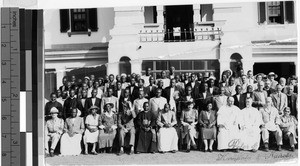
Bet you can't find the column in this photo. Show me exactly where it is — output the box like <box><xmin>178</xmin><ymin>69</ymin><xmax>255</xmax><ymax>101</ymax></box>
<box><xmin>193</xmin><ymin>4</ymin><xmax>201</xmax><ymax>23</ymax></box>
<box><xmin>242</xmin><ymin>59</ymin><xmax>254</xmax><ymax>73</ymax></box>
<box><xmin>156</xmin><ymin>5</ymin><xmax>164</xmax><ymax>24</ymax></box>
<box><xmin>107</xmin><ymin>62</ymin><xmax>119</xmax><ymax>76</ymax></box>
<box><xmin>218</xmin><ymin>59</ymin><xmax>230</xmax><ymax>78</ymax></box>
<box><xmin>131</xmin><ymin>60</ymin><xmax>142</xmax><ymax>75</ymax></box>
<box><xmin>56</xmin><ymin>67</ymin><xmax>66</xmax><ymax>88</ymax></box>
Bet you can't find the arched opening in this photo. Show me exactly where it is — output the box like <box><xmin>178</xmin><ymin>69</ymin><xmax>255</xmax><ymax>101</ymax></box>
<box><xmin>119</xmin><ymin>56</ymin><xmax>131</xmax><ymax>75</ymax></box>
<box><xmin>230</xmin><ymin>53</ymin><xmax>243</xmax><ymax>76</ymax></box>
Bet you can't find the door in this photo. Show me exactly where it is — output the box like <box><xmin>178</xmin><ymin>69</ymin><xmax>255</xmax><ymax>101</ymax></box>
<box><xmin>164</xmin><ymin>5</ymin><xmax>194</xmax><ymax>41</ymax></box>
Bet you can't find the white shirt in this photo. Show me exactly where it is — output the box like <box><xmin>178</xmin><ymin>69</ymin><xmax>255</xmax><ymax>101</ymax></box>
<box><xmin>170</xmin><ymin>88</ymin><xmax>175</xmax><ymax>101</ymax></box>
<box><xmin>209</xmin><ymin>87</ymin><xmax>213</xmax><ymax>94</ymax></box>
<box><xmin>236</xmin><ymin>94</ymin><xmax>240</xmax><ymax>102</ymax></box>
<box><xmin>117</xmin><ymin>90</ymin><xmax>122</xmax><ymax>99</ymax></box>
<box><xmin>92</xmin><ymin>98</ymin><xmax>96</xmax><ymax>106</ymax></box>
<box><xmin>202</xmin><ymin>92</ymin><xmax>207</xmax><ymax>99</ymax></box>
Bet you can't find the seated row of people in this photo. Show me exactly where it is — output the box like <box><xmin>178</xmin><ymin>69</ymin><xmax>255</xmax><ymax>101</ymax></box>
<box><xmin>45</xmin><ymin>96</ymin><xmax>298</xmax><ymax>157</ymax></box>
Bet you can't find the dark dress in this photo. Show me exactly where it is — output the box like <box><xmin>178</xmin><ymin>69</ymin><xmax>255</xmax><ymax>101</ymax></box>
<box><xmin>136</xmin><ymin>111</ymin><xmax>158</xmax><ymax>153</ymax></box>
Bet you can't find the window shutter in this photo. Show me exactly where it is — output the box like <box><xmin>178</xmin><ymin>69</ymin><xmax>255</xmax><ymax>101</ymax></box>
<box><xmin>59</xmin><ymin>9</ymin><xmax>70</xmax><ymax>32</ymax></box>
<box><xmin>88</xmin><ymin>8</ymin><xmax>98</xmax><ymax>32</ymax></box>
<box><xmin>285</xmin><ymin>1</ymin><xmax>294</xmax><ymax>23</ymax></box>
<box><xmin>258</xmin><ymin>2</ymin><xmax>266</xmax><ymax>24</ymax></box>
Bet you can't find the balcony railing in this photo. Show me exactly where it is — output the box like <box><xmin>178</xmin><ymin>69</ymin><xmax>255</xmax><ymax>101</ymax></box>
<box><xmin>139</xmin><ymin>25</ymin><xmax>223</xmax><ymax>42</ymax></box>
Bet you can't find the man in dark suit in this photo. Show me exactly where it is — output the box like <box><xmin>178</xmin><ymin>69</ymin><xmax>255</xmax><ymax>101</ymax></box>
<box><xmin>239</xmin><ymin>85</ymin><xmax>254</xmax><ymax>111</ymax></box>
<box><xmin>85</xmin><ymin>89</ymin><xmax>101</xmax><ymax>114</ymax></box>
<box><xmin>145</xmin><ymin>76</ymin><xmax>157</xmax><ymax>99</ymax></box>
<box><xmin>77</xmin><ymin>89</ymin><xmax>88</xmax><ymax>117</ymax></box>
<box><xmin>207</xmin><ymin>78</ymin><xmax>219</xmax><ymax>96</ymax></box>
<box><xmin>162</xmin><ymin>79</ymin><xmax>183</xmax><ymax>111</ymax></box>
<box><xmin>45</xmin><ymin>92</ymin><xmax>63</xmax><ymax>120</ymax></box>
<box><xmin>119</xmin><ymin>88</ymin><xmax>132</xmax><ymax>113</ymax></box>
<box><xmin>196</xmin><ymin>83</ymin><xmax>213</xmax><ymax>112</ymax></box>
<box><xmin>127</xmin><ymin>77</ymin><xmax>138</xmax><ymax>102</ymax></box>
<box><xmin>132</xmin><ymin>79</ymin><xmax>147</xmax><ymax>102</ymax></box>
<box><xmin>63</xmin><ymin>89</ymin><xmax>81</xmax><ymax>119</ymax></box>
<box><xmin>286</xmin><ymin>85</ymin><xmax>298</xmax><ymax>118</ymax></box>
<box><xmin>114</xmin><ymin>81</ymin><xmax>125</xmax><ymax>100</ymax></box>
<box><xmin>59</xmin><ymin>76</ymin><xmax>69</xmax><ymax>92</ymax></box>
<box><xmin>233</xmin><ymin>85</ymin><xmax>245</xmax><ymax>109</ymax></box>
<box><xmin>186</xmin><ymin>73</ymin><xmax>200</xmax><ymax>99</ymax></box>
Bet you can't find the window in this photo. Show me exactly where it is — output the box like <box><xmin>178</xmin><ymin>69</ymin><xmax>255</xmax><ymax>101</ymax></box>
<box><xmin>259</xmin><ymin>1</ymin><xmax>294</xmax><ymax>24</ymax></box>
<box><xmin>144</xmin><ymin>6</ymin><xmax>157</xmax><ymax>23</ymax></box>
<box><xmin>60</xmin><ymin>8</ymin><xmax>98</xmax><ymax>36</ymax></box>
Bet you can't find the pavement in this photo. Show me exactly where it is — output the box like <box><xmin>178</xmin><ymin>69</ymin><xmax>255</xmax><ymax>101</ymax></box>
<box><xmin>45</xmin><ymin>149</ymin><xmax>298</xmax><ymax>165</ymax></box>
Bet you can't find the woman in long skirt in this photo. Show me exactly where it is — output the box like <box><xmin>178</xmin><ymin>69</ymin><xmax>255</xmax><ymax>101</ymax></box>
<box><xmin>83</xmin><ymin>106</ymin><xmax>100</xmax><ymax>155</ymax></box>
<box><xmin>157</xmin><ymin>103</ymin><xmax>178</xmax><ymax>153</ymax></box>
<box><xmin>98</xmin><ymin>103</ymin><xmax>118</xmax><ymax>153</ymax></box>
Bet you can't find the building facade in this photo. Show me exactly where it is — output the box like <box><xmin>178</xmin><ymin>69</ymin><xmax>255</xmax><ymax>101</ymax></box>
<box><xmin>44</xmin><ymin>1</ymin><xmax>297</xmax><ymax>98</ymax></box>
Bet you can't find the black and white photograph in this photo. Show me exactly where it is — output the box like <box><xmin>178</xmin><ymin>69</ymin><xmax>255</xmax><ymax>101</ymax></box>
<box><xmin>1</xmin><ymin>0</ymin><xmax>298</xmax><ymax>165</ymax></box>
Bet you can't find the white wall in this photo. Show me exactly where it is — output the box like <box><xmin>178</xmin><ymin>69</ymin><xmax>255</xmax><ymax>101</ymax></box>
<box><xmin>44</xmin><ymin>8</ymin><xmax>115</xmax><ymax>49</ymax></box>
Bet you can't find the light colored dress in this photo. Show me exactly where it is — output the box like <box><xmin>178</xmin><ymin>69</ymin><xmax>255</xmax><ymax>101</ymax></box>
<box><xmin>217</xmin><ymin>105</ymin><xmax>241</xmax><ymax>150</ymax></box>
<box><xmin>98</xmin><ymin>112</ymin><xmax>118</xmax><ymax>148</ymax></box>
<box><xmin>181</xmin><ymin>109</ymin><xmax>199</xmax><ymax>140</ymax></box>
<box><xmin>84</xmin><ymin>114</ymin><xmax>99</xmax><ymax>143</ymax></box>
<box><xmin>60</xmin><ymin>117</ymin><xmax>85</xmax><ymax>155</ymax></box>
<box><xmin>240</xmin><ymin>107</ymin><xmax>263</xmax><ymax>150</ymax></box>
<box><xmin>157</xmin><ymin>111</ymin><xmax>178</xmax><ymax>152</ymax></box>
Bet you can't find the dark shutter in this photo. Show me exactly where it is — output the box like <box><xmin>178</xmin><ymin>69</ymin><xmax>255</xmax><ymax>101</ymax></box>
<box><xmin>259</xmin><ymin>2</ymin><xmax>266</xmax><ymax>24</ymax></box>
<box><xmin>59</xmin><ymin>9</ymin><xmax>70</xmax><ymax>32</ymax></box>
<box><xmin>285</xmin><ymin>1</ymin><xmax>294</xmax><ymax>23</ymax></box>
<box><xmin>88</xmin><ymin>8</ymin><xmax>98</xmax><ymax>32</ymax></box>
<box><xmin>153</xmin><ymin>6</ymin><xmax>157</xmax><ymax>23</ymax></box>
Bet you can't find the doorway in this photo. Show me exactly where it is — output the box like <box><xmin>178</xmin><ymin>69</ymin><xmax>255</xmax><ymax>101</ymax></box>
<box><xmin>164</xmin><ymin>5</ymin><xmax>194</xmax><ymax>41</ymax></box>
<box><xmin>253</xmin><ymin>62</ymin><xmax>295</xmax><ymax>80</ymax></box>
<box><xmin>119</xmin><ymin>56</ymin><xmax>131</xmax><ymax>75</ymax></box>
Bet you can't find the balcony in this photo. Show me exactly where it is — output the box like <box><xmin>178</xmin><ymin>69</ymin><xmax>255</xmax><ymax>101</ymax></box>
<box><xmin>139</xmin><ymin>22</ymin><xmax>224</xmax><ymax>42</ymax></box>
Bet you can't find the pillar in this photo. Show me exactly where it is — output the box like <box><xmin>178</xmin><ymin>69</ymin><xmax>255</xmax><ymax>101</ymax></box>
<box><xmin>156</xmin><ymin>5</ymin><xmax>164</xmax><ymax>24</ymax></box>
<box><xmin>131</xmin><ymin>60</ymin><xmax>142</xmax><ymax>75</ymax></box>
<box><xmin>219</xmin><ymin>59</ymin><xmax>230</xmax><ymax>77</ymax></box>
<box><xmin>107</xmin><ymin>62</ymin><xmax>119</xmax><ymax>76</ymax></box>
<box><xmin>193</xmin><ymin>4</ymin><xmax>201</xmax><ymax>23</ymax></box>
<box><xmin>242</xmin><ymin>59</ymin><xmax>254</xmax><ymax>73</ymax></box>
<box><xmin>56</xmin><ymin>66</ymin><xmax>66</xmax><ymax>88</ymax></box>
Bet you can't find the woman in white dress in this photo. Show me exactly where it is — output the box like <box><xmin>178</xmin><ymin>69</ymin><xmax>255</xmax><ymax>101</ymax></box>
<box><xmin>60</xmin><ymin>108</ymin><xmax>85</xmax><ymax>156</ymax></box>
<box><xmin>181</xmin><ymin>101</ymin><xmax>198</xmax><ymax>152</ymax></box>
<box><xmin>83</xmin><ymin>105</ymin><xmax>100</xmax><ymax>155</ymax></box>
<box><xmin>157</xmin><ymin>103</ymin><xmax>178</xmax><ymax>153</ymax></box>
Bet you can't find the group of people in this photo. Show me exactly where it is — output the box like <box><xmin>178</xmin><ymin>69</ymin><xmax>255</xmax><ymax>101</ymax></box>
<box><xmin>44</xmin><ymin>66</ymin><xmax>298</xmax><ymax>157</ymax></box>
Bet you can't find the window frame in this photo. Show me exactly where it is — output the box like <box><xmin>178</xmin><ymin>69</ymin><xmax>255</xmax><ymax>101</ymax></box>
<box><xmin>259</xmin><ymin>1</ymin><xmax>295</xmax><ymax>25</ymax></box>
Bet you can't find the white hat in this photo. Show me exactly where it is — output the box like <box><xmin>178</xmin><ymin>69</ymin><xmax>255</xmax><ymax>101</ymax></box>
<box><xmin>50</xmin><ymin>107</ymin><xmax>59</xmax><ymax>114</ymax></box>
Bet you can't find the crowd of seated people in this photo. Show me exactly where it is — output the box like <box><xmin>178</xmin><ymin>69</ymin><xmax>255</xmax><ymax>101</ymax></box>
<box><xmin>44</xmin><ymin>67</ymin><xmax>298</xmax><ymax>157</ymax></box>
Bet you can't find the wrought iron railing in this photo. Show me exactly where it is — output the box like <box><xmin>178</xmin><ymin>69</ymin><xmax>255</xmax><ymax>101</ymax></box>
<box><xmin>139</xmin><ymin>26</ymin><xmax>223</xmax><ymax>42</ymax></box>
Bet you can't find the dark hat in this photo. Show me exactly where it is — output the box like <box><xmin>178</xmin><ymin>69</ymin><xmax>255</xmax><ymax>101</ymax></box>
<box><xmin>104</xmin><ymin>103</ymin><xmax>114</xmax><ymax>109</ymax></box>
<box><xmin>186</xmin><ymin>101</ymin><xmax>195</xmax><ymax>106</ymax></box>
